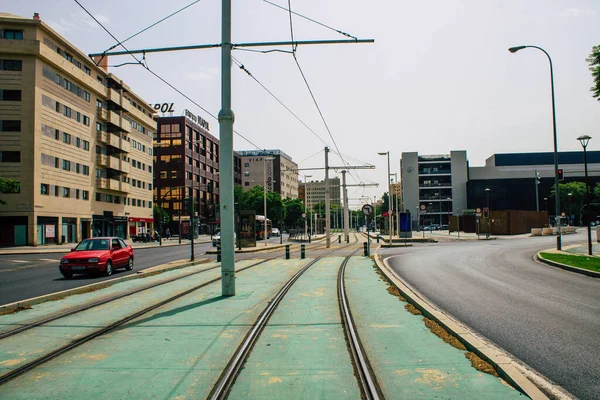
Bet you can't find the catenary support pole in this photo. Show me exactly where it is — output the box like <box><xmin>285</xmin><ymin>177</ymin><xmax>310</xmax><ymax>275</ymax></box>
<box><xmin>219</xmin><ymin>0</ymin><xmax>235</xmax><ymax>296</ymax></box>
<box><xmin>325</xmin><ymin>147</ymin><xmax>331</xmax><ymax>248</ymax></box>
<box><xmin>342</xmin><ymin>170</ymin><xmax>350</xmax><ymax>243</ymax></box>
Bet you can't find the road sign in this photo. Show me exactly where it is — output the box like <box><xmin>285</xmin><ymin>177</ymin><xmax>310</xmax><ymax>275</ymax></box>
<box><xmin>420</xmin><ymin>204</ymin><xmax>426</xmax><ymax>211</ymax></box>
<box><xmin>382</xmin><ymin>211</ymin><xmax>388</xmax><ymax>217</ymax></box>
<box><xmin>301</xmin><ymin>212</ymin><xmax>307</xmax><ymax>219</ymax></box>
<box><xmin>476</xmin><ymin>207</ymin><xmax>481</xmax><ymax>213</ymax></box>
<box><xmin>362</xmin><ymin>204</ymin><xmax>373</xmax><ymax>216</ymax></box>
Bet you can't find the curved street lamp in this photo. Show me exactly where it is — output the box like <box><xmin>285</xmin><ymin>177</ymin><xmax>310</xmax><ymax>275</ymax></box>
<box><xmin>509</xmin><ymin>45</ymin><xmax>562</xmax><ymax>250</ymax></box>
<box><xmin>577</xmin><ymin>135</ymin><xmax>593</xmax><ymax>255</ymax></box>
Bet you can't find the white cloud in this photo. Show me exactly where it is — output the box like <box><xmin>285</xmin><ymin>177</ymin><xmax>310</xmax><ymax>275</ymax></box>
<box><xmin>185</xmin><ymin>68</ymin><xmax>219</xmax><ymax>81</ymax></box>
<box><xmin>562</xmin><ymin>8</ymin><xmax>597</xmax><ymax>18</ymax></box>
<box><xmin>47</xmin><ymin>13</ymin><xmax>110</xmax><ymax>34</ymax></box>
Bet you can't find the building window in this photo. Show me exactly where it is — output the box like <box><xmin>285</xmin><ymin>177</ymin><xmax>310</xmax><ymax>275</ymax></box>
<box><xmin>0</xmin><ymin>60</ymin><xmax>22</xmax><ymax>71</ymax></box>
<box><xmin>245</xmin><ymin>182</ymin><xmax>249</xmax><ymax>186</ymax></box>
<box><xmin>82</xmin><ymin>116</ymin><xmax>90</xmax><ymax>126</ymax></box>
<box><xmin>62</xmin><ymin>132</ymin><xmax>71</xmax><ymax>144</ymax></box>
<box><xmin>62</xmin><ymin>187</ymin><xmax>70</xmax><ymax>197</ymax></box>
<box><xmin>75</xmin><ymin>137</ymin><xmax>81</xmax><ymax>148</ymax></box>
<box><xmin>83</xmin><ymin>140</ymin><xmax>89</xmax><ymax>151</ymax></box>
<box><xmin>95</xmin><ymin>192</ymin><xmax>101</xmax><ymax>201</ymax></box>
<box><xmin>75</xmin><ymin>189</ymin><xmax>80</xmax><ymax>199</ymax></box>
<box><xmin>0</xmin><ymin>151</ymin><xmax>20</xmax><ymax>162</ymax></box>
<box><xmin>84</xmin><ymin>66</ymin><xmax>91</xmax><ymax>75</ymax></box>
<box><xmin>0</xmin><ymin>120</ymin><xmax>20</xmax><ymax>132</ymax></box>
<box><xmin>62</xmin><ymin>159</ymin><xmax>71</xmax><ymax>171</ymax></box>
<box><xmin>40</xmin><ymin>183</ymin><xmax>49</xmax><ymax>195</ymax></box>
<box><xmin>82</xmin><ymin>190</ymin><xmax>89</xmax><ymax>200</ymax></box>
<box><xmin>0</xmin><ymin>89</ymin><xmax>21</xmax><ymax>101</ymax></box>
<box><xmin>3</xmin><ymin>30</ymin><xmax>24</xmax><ymax>40</ymax></box>
<box><xmin>82</xmin><ymin>165</ymin><xmax>89</xmax><ymax>175</ymax></box>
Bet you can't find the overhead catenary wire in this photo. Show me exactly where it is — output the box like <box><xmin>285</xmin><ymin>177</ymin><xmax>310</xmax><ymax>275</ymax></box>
<box><xmin>231</xmin><ymin>56</ymin><xmax>331</xmax><ymax>149</ymax></box>
<box><xmin>73</xmin><ymin>0</ymin><xmax>262</xmax><ymax>150</ymax></box>
<box><xmin>263</xmin><ymin>0</ymin><xmax>358</xmax><ymax>40</ymax></box>
<box><xmin>104</xmin><ymin>0</ymin><xmax>203</xmax><ymax>52</ymax></box>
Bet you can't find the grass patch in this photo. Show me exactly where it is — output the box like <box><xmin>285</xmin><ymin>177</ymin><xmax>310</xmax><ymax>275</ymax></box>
<box><xmin>540</xmin><ymin>252</ymin><xmax>600</xmax><ymax>273</ymax></box>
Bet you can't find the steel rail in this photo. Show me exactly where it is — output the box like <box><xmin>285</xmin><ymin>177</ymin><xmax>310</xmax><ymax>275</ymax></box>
<box><xmin>338</xmin><ymin>251</ymin><xmax>382</xmax><ymax>399</ymax></box>
<box><xmin>208</xmin><ymin>237</ymin><xmax>360</xmax><ymax>400</ymax></box>
<box><xmin>0</xmin><ymin>257</ymin><xmax>273</xmax><ymax>386</ymax></box>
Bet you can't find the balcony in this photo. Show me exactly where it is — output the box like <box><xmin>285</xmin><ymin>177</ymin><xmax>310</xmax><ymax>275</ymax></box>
<box><xmin>96</xmin><ymin>108</ymin><xmax>132</xmax><ymax>133</ymax></box>
<box><xmin>96</xmin><ymin>131</ymin><xmax>131</xmax><ymax>153</ymax></box>
<box><xmin>107</xmin><ymin>88</ymin><xmax>122</xmax><ymax>107</ymax></box>
<box><xmin>96</xmin><ymin>178</ymin><xmax>131</xmax><ymax>193</ymax></box>
<box><xmin>96</xmin><ymin>154</ymin><xmax>131</xmax><ymax>174</ymax></box>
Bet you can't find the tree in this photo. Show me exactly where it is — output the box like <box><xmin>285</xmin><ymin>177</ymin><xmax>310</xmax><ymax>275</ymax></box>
<box><xmin>587</xmin><ymin>45</ymin><xmax>600</xmax><ymax>102</ymax></box>
<box><xmin>153</xmin><ymin>205</ymin><xmax>172</xmax><ymax>228</ymax></box>
<box><xmin>0</xmin><ymin>178</ymin><xmax>20</xmax><ymax>205</ymax></box>
<box><xmin>283</xmin><ymin>197</ymin><xmax>304</xmax><ymax>228</ymax></box>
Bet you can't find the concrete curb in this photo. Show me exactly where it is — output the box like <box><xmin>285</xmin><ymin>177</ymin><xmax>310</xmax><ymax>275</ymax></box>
<box><xmin>0</xmin><ymin>258</ymin><xmax>212</xmax><ymax>314</ymax></box>
<box><xmin>373</xmin><ymin>253</ymin><xmax>552</xmax><ymax>400</ymax></box>
<box><xmin>0</xmin><ymin>240</ymin><xmax>213</xmax><ymax>255</ymax></box>
<box><xmin>536</xmin><ymin>253</ymin><xmax>600</xmax><ymax>278</ymax></box>
<box><xmin>205</xmin><ymin>244</ymin><xmax>288</xmax><ymax>254</ymax></box>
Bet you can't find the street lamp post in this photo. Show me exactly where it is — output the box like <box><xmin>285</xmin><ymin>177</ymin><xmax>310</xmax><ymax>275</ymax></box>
<box><xmin>577</xmin><ymin>135</ymin><xmax>593</xmax><ymax>255</ymax></box>
<box><xmin>303</xmin><ymin>175</ymin><xmax>312</xmax><ymax>241</ymax></box>
<box><xmin>509</xmin><ymin>45</ymin><xmax>562</xmax><ymax>250</ymax></box>
<box><xmin>485</xmin><ymin>188</ymin><xmax>491</xmax><ymax>239</ymax></box>
<box><xmin>378</xmin><ymin>151</ymin><xmax>392</xmax><ymax>245</ymax></box>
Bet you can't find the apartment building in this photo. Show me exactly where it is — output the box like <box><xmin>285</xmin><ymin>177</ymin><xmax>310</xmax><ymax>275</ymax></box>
<box><xmin>154</xmin><ymin>113</ymin><xmax>242</xmax><ymax>235</ymax></box>
<box><xmin>300</xmin><ymin>177</ymin><xmax>342</xmax><ymax>211</ymax></box>
<box><xmin>0</xmin><ymin>13</ymin><xmax>155</xmax><ymax>246</ymax></box>
<box><xmin>400</xmin><ymin>151</ymin><xmax>468</xmax><ymax>228</ymax></box>
<box><xmin>238</xmin><ymin>149</ymin><xmax>298</xmax><ymax>199</ymax></box>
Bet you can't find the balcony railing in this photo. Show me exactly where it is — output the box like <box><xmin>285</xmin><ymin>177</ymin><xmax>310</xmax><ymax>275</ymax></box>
<box><xmin>96</xmin><ymin>177</ymin><xmax>131</xmax><ymax>193</ymax></box>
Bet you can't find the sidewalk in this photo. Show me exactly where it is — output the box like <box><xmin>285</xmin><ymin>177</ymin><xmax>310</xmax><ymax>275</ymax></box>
<box><xmin>0</xmin><ymin>235</ymin><xmax>213</xmax><ymax>255</ymax></box>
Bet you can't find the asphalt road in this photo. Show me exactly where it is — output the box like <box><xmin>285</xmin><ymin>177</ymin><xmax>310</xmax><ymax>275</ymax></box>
<box><xmin>0</xmin><ymin>236</ymin><xmax>287</xmax><ymax>306</ymax></box>
<box><xmin>382</xmin><ymin>232</ymin><xmax>600</xmax><ymax>400</ymax></box>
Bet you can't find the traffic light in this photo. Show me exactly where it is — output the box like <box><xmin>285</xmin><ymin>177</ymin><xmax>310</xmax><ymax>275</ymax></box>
<box><xmin>535</xmin><ymin>171</ymin><xmax>541</xmax><ymax>185</ymax></box>
<box><xmin>483</xmin><ymin>207</ymin><xmax>489</xmax><ymax>218</ymax></box>
<box><xmin>557</xmin><ymin>169</ymin><xmax>564</xmax><ymax>181</ymax></box>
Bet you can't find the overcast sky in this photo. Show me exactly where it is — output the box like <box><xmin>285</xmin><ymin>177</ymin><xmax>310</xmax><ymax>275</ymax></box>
<box><xmin>9</xmin><ymin>0</ymin><xmax>600</xmax><ymax>205</ymax></box>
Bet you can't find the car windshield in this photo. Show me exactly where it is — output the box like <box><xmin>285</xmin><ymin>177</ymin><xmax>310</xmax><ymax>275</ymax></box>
<box><xmin>74</xmin><ymin>239</ymin><xmax>110</xmax><ymax>251</ymax></box>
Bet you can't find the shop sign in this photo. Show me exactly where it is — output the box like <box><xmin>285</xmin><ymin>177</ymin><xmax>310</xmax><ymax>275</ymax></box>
<box><xmin>46</xmin><ymin>225</ymin><xmax>55</xmax><ymax>238</ymax></box>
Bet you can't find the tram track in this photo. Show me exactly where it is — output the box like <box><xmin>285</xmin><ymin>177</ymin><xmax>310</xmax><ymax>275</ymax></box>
<box><xmin>0</xmin><ymin>233</ymin><xmax>360</xmax><ymax>387</ymax></box>
<box><xmin>208</xmin><ymin>234</ymin><xmax>377</xmax><ymax>399</ymax></box>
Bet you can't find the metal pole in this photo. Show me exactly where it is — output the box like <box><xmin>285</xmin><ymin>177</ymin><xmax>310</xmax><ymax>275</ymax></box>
<box><xmin>457</xmin><ymin>208</ymin><xmax>460</xmax><ymax>239</ymax></box>
<box><xmin>583</xmin><ymin>145</ymin><xmax>592</xmax><ymax>255</ymax></box>
<box><xmin>394</xmin><ymin>173</ymin><xmax>399</xmax><ymax>237</ymax></box>
<box><xmin>535</xmin><ymin>169</ymin><xmax>540</xmax><ymax>212</ymax></box>
<box><xmin>342</xmin><ymin>170</ymin><xmax>350</xmax><ymax>243</ymax></box>
<box><xmin>509</xmin><ymin>45</ymin><xmax>561</xmax><ymax>250</ymax></box>
<box><xmin>325</xmin><ymin>147</ymin><xmax>331</xmax><ymax>248</ymax></box>
<box><xmin>486</xmin><ymin>189</ymin><xmax>490</xmax><ymax>239</ymax></box>
<box><xmin>264</xmin><ymin>158</ymin><xmax>268</xmax><ymax>247</ymax></box>
<box><xmin>219</xmin><ymin>0</ymin><xmax>235</xmax><ymax>296</ymax></box>
<box><xmin>386</xmin><ymin>153</ymin><xmax>392</xmax><ymax>246</ymax></box>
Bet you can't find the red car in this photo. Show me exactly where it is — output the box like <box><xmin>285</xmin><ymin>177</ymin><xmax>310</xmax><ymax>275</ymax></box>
<box><xmin>59</xmin><ymin>237</ymin><xmax>134</xmax><ymax>279</ymax></box>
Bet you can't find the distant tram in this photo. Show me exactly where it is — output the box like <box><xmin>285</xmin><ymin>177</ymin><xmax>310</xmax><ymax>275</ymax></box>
<box><xmin>255</xmin><ymin>215</ymin><xmax>272</xmax><ymax>239</ymax></box>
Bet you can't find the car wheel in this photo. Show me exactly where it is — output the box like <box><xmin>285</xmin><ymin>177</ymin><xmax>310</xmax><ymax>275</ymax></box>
<box><xmin>105</xmin><ymin>260</ymin><xmax>113</xmax><ymax>276</ymax></box>
<box><xmin>126</xmin><ymin>257</ymin><xmax>134</xmax><ymax>271</ymax></box>
<box><xmin>62</xmin><ymin>272</ymin><xmax>73</xmax><ymax>280</ymax></box>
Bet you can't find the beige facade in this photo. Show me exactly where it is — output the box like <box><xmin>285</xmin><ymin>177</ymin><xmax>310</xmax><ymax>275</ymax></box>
<box><xmin>239</xmin><ymin>149</ymin><xmax>298</xmax><ymax>199</ymax></box>
<box><xmin>300</xmin><ymin>177</ymin><xmax>341</xmax><ymax>211</ymax></box>
<box><xmin>0</xmin><ymin>13</ymin><xmax>155</xmax><ymax>246</ymax></box>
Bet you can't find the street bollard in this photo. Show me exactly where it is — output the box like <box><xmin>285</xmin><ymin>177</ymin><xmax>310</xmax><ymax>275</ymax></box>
<box><xmin>363</xmin><ymin>242</ymin><xmax>369</xmax><ymax>257</ymax></box>
<box><xmin>338</xmin><ymin>235</ymin><xmax>341</xmax><ymax>244</ymax></box>
<box><xmin>308</xmin><ymin>234</ymin><xmax>311</xmax><ymax>243</ymax></box>
<box><xmin>301</xmin><ymin>244</ymin><xmax>306</xmax><ymax>259</ymax></box>
<box><xmin>346</xmin><ymin>236</ymin><xmax>349</xmax><ymax>243</ymax></box>
<box><xmin>376</xmin><ymin>235</ymin><xmax>380</xmax><ymax>243</ymax></box>
<box><xmin>285</xmin><ymin>244</ymin><xmax>290</xmax><ymax>260</ymax></box>
<box><xmin>217</xmin><ymin>245</ymin><xmax>221</xmax><ymax>262</ymax></box>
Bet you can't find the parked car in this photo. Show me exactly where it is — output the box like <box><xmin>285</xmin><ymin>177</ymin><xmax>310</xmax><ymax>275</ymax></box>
<box><xmin>212</xmin><ymin>232</ymin><xmax>237</xmax><ymax>247</ymax></box>
<box><xmin>59</xmin><ymin>237</ymin><xmax>134</xmax><ymax>279</ymax></box>
<box><xmin>271</xmin><ymin>228</ymin><xmax>281</xmax><ymax>237</ymax></box>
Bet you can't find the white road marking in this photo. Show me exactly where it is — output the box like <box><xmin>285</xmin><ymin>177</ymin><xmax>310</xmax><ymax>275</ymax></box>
<box><xmin>8</xmin><ymin>260</ymin><xmax>29</xmax><ymax>263</ymax></box>
<box><xmin>39</xmin><ymin>258</ymin><xmax>60</xmax><ymax>262</ymax></box>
